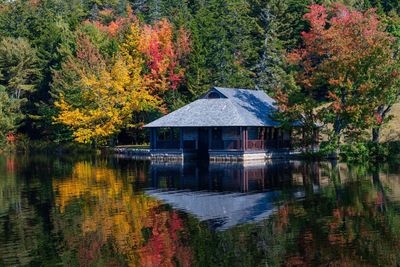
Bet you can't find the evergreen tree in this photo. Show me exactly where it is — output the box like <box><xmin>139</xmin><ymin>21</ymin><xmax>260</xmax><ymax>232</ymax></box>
<box><xmin>0</xmin><ymin>37</ymin><xmax>41</xmax><ymax>100</ymax></box>
<box><xmin>186</xmin><ymin>0</ymin><xmax>261</xmax><ymax>97</ymax></box>
<box><xmin>0</xmin><ymin>86</ymin><xmax>22</xmax><ymax>145</ymax></box>
<box><xmin>252</xmin><ymin>0</ymin><xmax>295</xmax><ymax>93</ymax></box>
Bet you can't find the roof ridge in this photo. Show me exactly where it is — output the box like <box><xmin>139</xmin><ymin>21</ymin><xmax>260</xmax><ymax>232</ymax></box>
<box><xmin>214</xmin><ymin>87</ymin><xmax>258</xmax><ymax>92</ymax></box>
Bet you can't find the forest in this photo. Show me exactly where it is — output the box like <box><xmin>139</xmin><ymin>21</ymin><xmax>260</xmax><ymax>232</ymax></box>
<box><xmin>1</xmin><ymin>0</ymin><xmax>400</xmax><ymax>159</ymax></box>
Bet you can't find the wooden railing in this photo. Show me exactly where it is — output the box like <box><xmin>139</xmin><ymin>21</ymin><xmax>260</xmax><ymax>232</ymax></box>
<box><xmin>210</xmin><ymin>139</ymin><xmax>291</xmax><ymax>150</ymax></box>
<box><xmin>246</xmin><ymin>140</ymin><xmax>292</xmax><ymax>150</ymax></box>
<box><xmin>246</xmin><ymin>140</ymin><xmax>264</xmax><ymax>150</ymax></box>
<box><xmin>210</xmin><ymin>140</ymin><xmax>242</xmax><ymax>150</ymax></box>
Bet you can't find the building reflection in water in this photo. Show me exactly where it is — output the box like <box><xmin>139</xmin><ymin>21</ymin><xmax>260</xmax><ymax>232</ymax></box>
<box><xmin>147</xmin><ymin>160</ymin><xmax>321</xmax><ymax>230</ymax></box>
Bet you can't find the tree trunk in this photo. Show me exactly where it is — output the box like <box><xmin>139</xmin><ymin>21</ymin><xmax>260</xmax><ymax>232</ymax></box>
<box><xmin>372</xmin><ymin>127</ymin><xmax>380</xmax><ymax>143</ymax></box>
<box><xmin>92</xmin><ymin>139</ymin><xmax>97</xmax><ymax>149</ymax></box>
<box><xmin>333</xmin><ymin>116</ymin><xmax>342</xmax><ymax>137</ymax></box>
<box><xmin>311</xmin><ymin>128</ymin><xmax>319</xmax><ymax>152</ymax></box>
<box><xmin>372</xmin><ymin>104</ymin><xmax>391</xmax><ymax>143</ymax></box>
<box><xmin>332</xmin><ymin>115</ymin><xmax>342</xmax><ymax>157</ymax></box>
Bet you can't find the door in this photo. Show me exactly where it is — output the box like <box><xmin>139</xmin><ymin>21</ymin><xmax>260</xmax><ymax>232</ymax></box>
<box><xmin>197</xmin><ymin>128</ymin><xmax>209</xmax><ymax>159</ymax></box>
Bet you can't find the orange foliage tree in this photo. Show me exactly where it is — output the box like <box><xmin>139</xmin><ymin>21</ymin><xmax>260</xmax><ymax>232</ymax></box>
<box><xmin>138</xmin><ymin>19</ymin><xmax>191</xmax><ymax>99</ymax></box>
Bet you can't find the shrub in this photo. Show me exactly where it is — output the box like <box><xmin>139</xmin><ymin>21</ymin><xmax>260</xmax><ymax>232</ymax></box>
<box><xmin>339</xmin><ymin>142</ymin><xmax>370</xmax><ymax>162</ymax></box>
<box><xmin>339</xmin><ymin>142</ymin><xmax>393</xmax><ymax>162</ymax></box>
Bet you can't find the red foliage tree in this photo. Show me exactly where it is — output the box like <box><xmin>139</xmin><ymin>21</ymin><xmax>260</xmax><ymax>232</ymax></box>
<box><xmin>284</xmin><ymin>3</ymin><xmax>400</xmax><ymax>145</ymax></box>
<box><xmin>138</xmin><ymin>19</ymin><xmax>191</xmax><ymax>96</ymax></box>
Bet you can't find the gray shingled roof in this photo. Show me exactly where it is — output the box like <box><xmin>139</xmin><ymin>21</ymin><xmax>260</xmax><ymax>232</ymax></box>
<box><xmin>144</xmin><ymin>87</ymin><xmax>281</xmax><ymax>128</ymax></box>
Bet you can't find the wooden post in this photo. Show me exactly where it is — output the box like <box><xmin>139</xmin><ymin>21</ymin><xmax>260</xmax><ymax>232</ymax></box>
<box><xmin>179</xmin><ymin>128</ymin><xmax>184</xmax><ymax>151</ymax></box>
<box><xmin>195</xmin><ymin>128</ymin><xmax>199</xmax><ymax>150</ymax></box>
<box><xmin>208</xmin><ymin>128</ymin><xmax>212</xmax><ymax>150</ymax></box>
<box><xmin>261</xmin><ymin>127</ymin><xmax>265</xmax><ymax>150</ymax></box>
<box><xmin>194</xmin><ymin>128</ymin><xmax>199</xmax><ymax>150</ymax></box>
<box><xmin>277</xmin><ymin>128</ymin><xmax>281</xmax><ymax>148</ymax></box>
<box><xmin>152</xmin><ymin>128</ymin><xmax>157</xmax><ymax>149</ymax></box>
<box><xmin>241</xmin><ymin>127</ymin><xmax>247</xmax><ymax>151</ymax></box>
<box><xmin>150</xmin><ymin>128</ymin><xmax>153</xmax><ymax>149</ymax></box>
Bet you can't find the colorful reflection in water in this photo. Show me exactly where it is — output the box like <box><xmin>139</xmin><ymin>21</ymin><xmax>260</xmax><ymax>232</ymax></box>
<box><xmin>1</xmin><ymin>155</ymin><xmax>400</xmax><ymax>266</ymax></box>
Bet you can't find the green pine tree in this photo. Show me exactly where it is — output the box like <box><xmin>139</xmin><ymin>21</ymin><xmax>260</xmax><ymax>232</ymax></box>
<box><xmin>186</xmin><ymin>0</ymin><xmax>261</xmax><ymax>97</ymax></box>
<box><xmin>252</xmin><ymin>0</ymin><xmax>295</xmax><ymax>93</ymax></box>
<box><xmin>0</xmin><ymin>37</ymin><xmax>41</xmax><ymax>100</ymax></box>
<box><xmin>0</xmin><ymin>86</ymin><xmax>22</xmax><ymax>145</ymax></box>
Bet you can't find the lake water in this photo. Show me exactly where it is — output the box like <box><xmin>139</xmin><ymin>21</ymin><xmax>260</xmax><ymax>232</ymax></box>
<box><xmin>1</xmin><ymin>154</ymin><xmax>400</xmax><ymax>266</ymax></box>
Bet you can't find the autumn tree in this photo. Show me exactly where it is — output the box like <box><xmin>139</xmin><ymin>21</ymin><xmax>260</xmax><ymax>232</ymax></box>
<box><xmin>54</xmin><ymin>34</ymin><xmax>159</xmax><ymax>144</ymax></box>
<box><xmin>83</xmin><ymin>15</ymin><xmax>190</xmax><ymax>110</ymax></box>
<box><xmin>371</xmin><ymin>12</ymin><xmax>400</xmax><ymax>142</ymax></box>
<box><xmin>138</xmin><ymin>18</ymin><xmax>191</xmax><ymax>110</ymax></box>
<box><xmin>51</xmin><ymin>12</ymin><xmax>191</xmax><ymax>145</ymax></box>
<box><xmin>283</xmin><ymin>4</ymin><xmax>400</xmax><ymax>148</ymax></box>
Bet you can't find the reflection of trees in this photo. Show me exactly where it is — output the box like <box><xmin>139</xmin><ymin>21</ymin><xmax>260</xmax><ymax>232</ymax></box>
<box><xmin>266</xmin><ymin>163</ymin><xmax>400</xmax><ymax>266</ymax></box>
<box><xmin>0</xmin><ymin>156</ymin><xmax>20</xmax><ymax>215</ymax></box>
<box><xmin>4</xmin><ymin>156</ymin><xmax>400</xmax><ymax>266</ymax></box>
<box><xmin>0</xmin><ymin>155</ymin><xmax>62</xmax><ymax>266</ymax></box>
<box><xmin>181</xmin><ymin>162</ymin><xmax>400</xmax><ymax>266</ymax></box>
<box><xmin>53</xmin><ymin>161</ymin><xmax>192</xmax><ymax>267</ymax></box>
<box><xmin>0</xmin><ymin>154</ymin><xmax>38</xmax><ymax>267</ymax></box>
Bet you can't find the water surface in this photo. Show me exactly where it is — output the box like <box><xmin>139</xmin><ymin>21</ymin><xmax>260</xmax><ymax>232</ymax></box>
<box><xmin>1</xmin><ymin>154</ymin><xmax>400</xmax><ymax>266</ymax></box>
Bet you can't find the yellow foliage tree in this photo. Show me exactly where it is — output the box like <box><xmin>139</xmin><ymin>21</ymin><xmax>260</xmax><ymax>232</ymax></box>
<box><xmin>54</xmin><ymin>32</ymin><xmax>159</xmax><ymax>144</ymax></box>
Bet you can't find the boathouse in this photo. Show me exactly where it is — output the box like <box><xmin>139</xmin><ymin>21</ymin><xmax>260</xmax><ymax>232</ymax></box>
<box><xmin>144</xmin><ymin>87</ymin><xmax>303</xmax><ymax>161</ymax></box>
